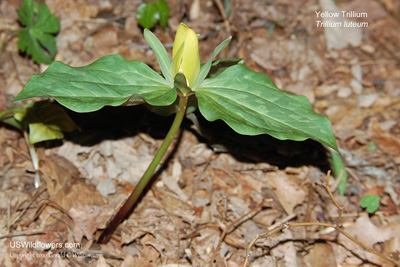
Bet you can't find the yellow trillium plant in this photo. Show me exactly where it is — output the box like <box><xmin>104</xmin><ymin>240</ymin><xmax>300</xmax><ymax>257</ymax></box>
<box><xmin>14</xmin><ymin>23</ymin><xmax>338</xmax><ymax>243</ymax></box>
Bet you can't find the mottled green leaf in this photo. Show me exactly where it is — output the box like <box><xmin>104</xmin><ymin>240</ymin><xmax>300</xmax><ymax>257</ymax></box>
<box><xmin>14</xmin><ymin>55</ymin><xmax>176</xmax><ymax>112</ymax></box>
<box><xmin>208</xmin><ymin>57</ymin><xmax>243</xmax><ymax>79</ymax></box>
<box><xmin>196</xmin><ymin>64</ymin><xmax>338</xmax><ymax>151</ymax></box>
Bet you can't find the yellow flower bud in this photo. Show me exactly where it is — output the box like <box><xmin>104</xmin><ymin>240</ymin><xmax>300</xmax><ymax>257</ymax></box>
<box><xmin>170</xmin><ymin>23</ymin><xmax>200</xmax><ymax>88</ymax></box>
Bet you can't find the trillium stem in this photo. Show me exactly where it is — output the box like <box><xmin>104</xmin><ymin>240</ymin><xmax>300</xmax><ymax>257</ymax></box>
<box><xmin>98</xmin><ymin>95</ymin><xmax>188</xmax><ymax>244</ymax></box>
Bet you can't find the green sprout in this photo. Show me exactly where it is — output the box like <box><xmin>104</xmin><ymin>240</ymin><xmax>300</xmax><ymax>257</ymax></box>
<box><xmin>330</xmin><ymin>150</ymin><xmax>348</xmax><ymax>195</ymax></box>
<box><xmin>136</xmin><ymin>0</ymin><xmax>170</xmax><ymax>29</ymax></box>
<box><xmin>14</xmin><ymin>23</ymin><xmax>338</xmax><ymax>242</ymax></box>
<box><xmin>360</xmin><ymin>194</ymin><xmax>380</xmax><ymax>214</ymax></box>
<box><xmin>0</xmin><ymin>101</ymin><xmax>78</xmax><ymax>187</ymax></box>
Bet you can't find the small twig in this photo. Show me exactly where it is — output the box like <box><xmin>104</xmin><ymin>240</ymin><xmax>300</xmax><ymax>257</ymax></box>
<box><xmin>82</xmin><ymin>14</ymin><xmax>127</xmax><ymax>41</ymax></box>
<box><xmin>356</xmin><ymin>59</ymin><xmax>398</xmax><ymax>66</ymax></box>
<box><xmin>212</xmin><ymin>0</ymin><xmax>231</xmax><ymax>35</ymax></box>
<box><xmin>324</xmin><ymin>171</ymin><xmax>343</xmax><ymax>224</ymax></box>
<box><xmin>9</xmin><ymin>53</ymin><xmax>25</xmax><ymax>86</ymax></box>
<box><xmin>209</xmin><ymin>224</ymin><xmax>227</xmax><ymax>267</ymax></box>
<box><xmin>0</xmin><ymin>29</ymin><xmax>19</xmax><ymax>64</ymax></box>
<box><xmin>182</xmin><ymin>223</ymin><xmax>219</xmax><ymax>240</ymax></box>
<box><xmin>151</xmin><ymin>189</ymin><xmax>182</xmax><ymax>263</ymax></box>
<box><xmin>243</xmin><ymin>171</ymin><xmax>400</xmax><ymax>267</ymax></box>
<box><xmin>266</xmin><ymin>214</ymin><xmax>297</xmax><ymax>232</ymax></box>
<box><xmin>0</xmin><ymin>230</ymin><xmax>46</xmax><ymax>239</ymax></box>
<box><xmin>209</xmin><ymin>201</ymin><xmax>264</xmax><ymax>266</ymax></box>
<box><xmin>10</xmin><ymin>185</ymin><xmax>47</xmax><ymax>227</ymax></box>
<box><xmin>345</xmin><ymin>166</ymin><xmax>362</xmax><ymax>183</ymax></box>
<box><xmin>33</xmin><ymin>199</ymin><xmax>71</xmax><ymax>224</ymax></box>
<box><xmin>329</xmin><ymin>168</ymin><xmax>343</xmax><ymax>193</ymax></box>
<box><xmin>7</xmin><ymin>198</ymin><xmax>11</xmax><ymax>234</ymax></box>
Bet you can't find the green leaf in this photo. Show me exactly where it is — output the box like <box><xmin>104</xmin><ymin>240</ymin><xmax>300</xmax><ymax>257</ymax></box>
<box><xmin>208</xmin><ymin>57</ymin><xmax>244</xmax><ymax>78</ymax></box>
<box><xmin>360</xmin><ymin>194</ymin><xmax>380</xmax><ymax>214</ymax></box>
<box><xmin>145</xmin><ymin>94</ymin><xmax>197</xmax><ymax>117</ymax></box>
<box><xmin>17</xmin><ymin>0</ymin><xmax>60</xmax><ymax>64</ymax></box>
<box><xmin>174</xmin><ymin>72</ymin><xmax>191</xmax><ymax>96</ymax></box>
<box><xmin>196</xmin><ymin>64</ymin><xmax>338</xmax><ymax>151</ymax></box>
<box><xmin>224</xmin><ymin>0</ymin><xmax>230</xmax><ymax>17</ymax></box>
<box><xmin>136</xmin><ymin>3</ymin><xmax>159</xmax><ymax>29</ymax></box>
<box><xmin>155</xmin><ymin>0</ymin><xmax>170</xmax><ymax>28</ymax></box>
<box><xmin>193</xmin><ymin>36</ymin><xmax>232</xmax><ymax>90</ymax></box>
<box><xmin>1</xmin><ymin>101</ymin><xmax>78</xmax><ymax>144</ymax></box>
<box><xmin>14</xmin><ymin>55</ymin><xmax>176</xmax><ymax>112</ymax></box>
<box><xmin>29</xmin><ymin>123</ymin><xmax>63</xmax><ymax>144</ymax></box>
<box><xmin>144</xmin><ymin>29</ymin><xmax>173</xmax><ymax>87</ymax></box>
<box><xmin>29</xmin><ymin>101</ymin><xmax>78</xmax><ymax>132</ymax></box>
<box><xmin>0</xmin><ymin>107</ymin><xmax>26</xmax><ymax>130</ymax></box>
<box><xmin>330</xmin><ymin>151</ymin><xmax>347</xmax><ymax>195</ymax></box>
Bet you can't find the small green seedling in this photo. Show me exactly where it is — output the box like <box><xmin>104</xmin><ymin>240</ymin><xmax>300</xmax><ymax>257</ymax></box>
<box><xmin>136</xmin><ymin>0</ymin><xmax>170</xmax><ymax>29</ymax></box>
<box><xmin>14</xmin><ymin>23</ymin><xmax>338</xmax><ymax>242</ymax></box>
<box><xmin>367</xmin><ymin>140</ymin><xmax>377</xmax><ymax>151</ymax></box>
<box><xmin>0</xmin><ymin>100</ymin><xmax>78</xmax><ymax>187</ymax></box>
<box><xmin>360</xmin><ymin>194</ymin><xmax>380</xmax><ymax>214</ymax></box>
<box><xmin>17</xmin><ymin>0</ymin><xmax>60</xmax><ymax>64</ymax></box>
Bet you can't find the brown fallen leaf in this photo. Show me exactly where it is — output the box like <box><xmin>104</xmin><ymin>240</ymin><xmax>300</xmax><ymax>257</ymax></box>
<box><xmin>69</xmin><ymin>205</ymin><xmax>114</xmax><ymax>242</ymax></box>
<box><xmin>338</xmin><ymin>213</ymin><xmax>400</xmax><ymax>265</ymax></box>
<box><xmin>39</xmin><ymin>151</ymin><xmax>104</xmax><ymax>211</ymax></box>
<box><xmin>369</xmin><ymin>117</ymin><xmax>400</xmax><ymax>156</ymax></box>
<box><xmin>302</xmin><ymin>242</ymin><xmax>337</xmax><ymax>267</ymax></box>
<box><xmin>265</xmin><ymin>171</ymin><xmax>306</xmax><ymax>214</ymax></box>
<box><xmin>96</xmin><ymin>255</ymin><xmax>108</xmax><ymax>267</ymax></box>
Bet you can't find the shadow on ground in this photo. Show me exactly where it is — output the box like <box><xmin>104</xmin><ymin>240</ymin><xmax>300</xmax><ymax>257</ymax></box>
<box><xmin>61</xmin><ymin>103</ymin><xmax>331</xmax><ymax>171</ymax></box>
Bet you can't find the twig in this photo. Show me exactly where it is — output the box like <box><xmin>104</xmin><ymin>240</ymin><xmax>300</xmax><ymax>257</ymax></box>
<box><xmin>0</xmin><ymin>29</ymin><xmax>19</xmax><ymax>65</ymax></box>
<box><xmin>82</xmin><ymin>14</ymin><xmax>127</xmax><ymax>41</ymax></box>
<box><xmin>209</xmin><ymin>201</ymin><xmax>264</xmax><ymax>266</ymax></box>
<box><xmin>243</xmin><ymin>171</ymin><xmax>400</xmax><ymax>267</ymax></box>
<box><xmin>7</xmin><ymin>198</ymin><xmax>11</xmax><ymax>234</ymax></box>
<box><xmin>0</xmin><ymin>230</ymin><xmax>46</xmax><ymax>239</ymax></box>
<box><xmin>151</xmin><ymin>189</ymin><xmax>183</xmax><ymax>263</ymax></box>
<box><xmin>324</xmin><ymin>171</ymin><xmax>343</xmax><ymax>224</ymax></box>
<box><xmin>9</xmin><ymin>53</ymin><xmax>25</xmax><ymax>86</ymax></box>
<box><xmin>212</xmin><ymin>0</ymin><xmax>231</xmax><ymax>35</ymax></box>
<box><xmin>266</xmin><ymin>214</ymin><xmax>296</xmax><ymax>231</ymax></box>
<box><xmin>209</xmin><ymin>224</ymin><xmax>227</xmax><ymax>267</ymax></box>
<box><xmin>329</xmin><ymin>168</ymin><xmax>343</xmax><ymax>193</ymax></box>
<box><xmin>10</xmin><ymin>185</ymin><xmax>47</xmax><ymax>227</ymax></box>
<box><xmin>356</xmin><ymin>59</ymin><xmax>398</xmax><ymax>66</ymax></box>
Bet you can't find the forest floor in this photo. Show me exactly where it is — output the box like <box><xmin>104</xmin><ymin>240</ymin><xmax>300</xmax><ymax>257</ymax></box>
<box><xmin>0</xmin><ymin>0</ymin><xmax>400</xmax><ymax>266</ymax></box>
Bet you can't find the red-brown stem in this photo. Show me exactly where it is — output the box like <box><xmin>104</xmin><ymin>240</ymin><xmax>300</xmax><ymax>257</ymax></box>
<box><xmin>97</xmin><ymin>96</ymin><xmax>188</xmax><ymax>244</ymax></box>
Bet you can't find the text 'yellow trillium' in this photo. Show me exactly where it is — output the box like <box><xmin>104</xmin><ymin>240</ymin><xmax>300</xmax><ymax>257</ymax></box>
<box><xmin>170</xmin><ymin>23</ymin><xmax>200</xmax><ymax>88</ymax></box>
